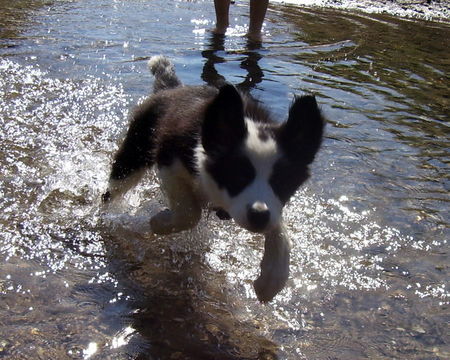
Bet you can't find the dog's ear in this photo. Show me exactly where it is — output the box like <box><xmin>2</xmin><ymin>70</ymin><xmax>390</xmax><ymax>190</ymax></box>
<box><xmin>202</xmin><ymin>84</ymin><xmax>247</xmax><ymax>154</ymax></box>
<box><xmin>278</xmin><ymin>95</ymin><xmax>324</xmax><ymax>164</ymax></box>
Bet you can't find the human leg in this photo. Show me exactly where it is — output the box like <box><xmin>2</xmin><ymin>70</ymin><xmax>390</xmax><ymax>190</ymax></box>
<box><xmin>248</xmin><ymin>0</ymin><xmax>268</xmax><ymax>41</ymax></box>
<box><xmin>213</xmin><ymin>0</ymin><xmax>231</xmax><ymax>34</ymax></box>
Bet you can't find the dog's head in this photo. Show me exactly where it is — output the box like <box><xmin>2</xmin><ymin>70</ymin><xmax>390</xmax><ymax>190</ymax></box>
<box><xmin>199</xmin><ymin>84</ymin><xmax>324</xmax><ymax>233</ymax></box>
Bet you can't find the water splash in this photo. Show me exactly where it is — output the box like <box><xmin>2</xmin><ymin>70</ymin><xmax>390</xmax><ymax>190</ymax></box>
<box><xmin>0</xmin><ymin>58</ymin><xmax>128</xmax><ymax>271</ymax></box>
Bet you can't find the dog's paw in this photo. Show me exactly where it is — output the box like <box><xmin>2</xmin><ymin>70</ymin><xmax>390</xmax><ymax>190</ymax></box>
<box><xmin>253</xmin><ymin>267</ymin><xmax>289</xmax><ymax>303</ymax></box>
<box><xmin>150</xmin><ymin>208</ymin><xmax>199</xmax><ymax>234</ymax></box>
<box><xmin>253</xmin><ymin>229</ymin><xmax>291</xmax><ymax>302</ymax></box>
<box><xmin>150</xmin><ymin>209</ymin><xmax>175</xmax><ymax>235</ymax></box>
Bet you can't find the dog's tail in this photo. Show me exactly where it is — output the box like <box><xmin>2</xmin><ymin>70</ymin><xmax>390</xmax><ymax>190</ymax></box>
<box><xmin>148</xmin><ymin>55</ymin><xmax>182</xmax><ymax>93</ymax></box>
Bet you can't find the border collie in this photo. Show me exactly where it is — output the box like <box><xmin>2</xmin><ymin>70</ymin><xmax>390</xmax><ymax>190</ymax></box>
<box><xmin>103</xmin><ymin>56</ymin><xmax>324</xmax><ymax>302</ymax></box>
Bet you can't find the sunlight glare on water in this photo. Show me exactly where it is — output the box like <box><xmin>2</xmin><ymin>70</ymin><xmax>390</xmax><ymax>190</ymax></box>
<box><xmin>0</xmin><ymin>58</ymin><xmax>128</xmax><ymax>270</ymax></box>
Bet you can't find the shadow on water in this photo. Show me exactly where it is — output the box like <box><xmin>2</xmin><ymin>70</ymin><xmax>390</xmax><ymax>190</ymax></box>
<box><xmin>112</xmin><ymin>235</ymin><xmax>277</xmax><ymax>360</ymax></box>
<box><xmin>98</xmin><ymin>196</ymin><xmax>279</xmax><ymax>359</ymax></box>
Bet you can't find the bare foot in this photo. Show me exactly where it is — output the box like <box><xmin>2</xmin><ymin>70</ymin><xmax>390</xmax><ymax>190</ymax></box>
<box><xmin>246</xmin><ymin>30</ymin><xmax>263</xmax><ymax>42</ymax></box>
<box><xmin>211</xmin><ymin>24</ymin><xmax>228</xmax><ymax>35</ymax></box>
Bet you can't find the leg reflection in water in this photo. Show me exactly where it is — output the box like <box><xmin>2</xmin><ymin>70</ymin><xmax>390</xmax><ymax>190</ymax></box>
<box><xmin>201</xmin><ymin>33</ymin><xmax>264</xmax><ymax>95</ymax></box>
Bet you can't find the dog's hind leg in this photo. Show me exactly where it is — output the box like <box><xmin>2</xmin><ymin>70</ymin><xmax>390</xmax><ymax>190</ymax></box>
<box><xmin>103</xmin><ymin>107</ymin><xmax>158</xmax><ymax>203</ymax></box>
<box><xmin>150</xmin><ymin>162</ymin><xmax>202</xmax><ymax>235</ymax></box>
<box><xmin>253</xmin><ymin>223</ymin><xmax>292</xmax><ymax>302</ymax></box>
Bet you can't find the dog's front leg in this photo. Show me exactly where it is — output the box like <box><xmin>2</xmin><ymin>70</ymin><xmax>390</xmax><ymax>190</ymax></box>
<box><xmin>254</xmin><ymin>223</ymin><xmax>292</xmax><ymax>302</ymax></box>
<box><xmin>150</xmin><ymin>167</ymin><xmax>202</xmax><ymax>235</ymax></box>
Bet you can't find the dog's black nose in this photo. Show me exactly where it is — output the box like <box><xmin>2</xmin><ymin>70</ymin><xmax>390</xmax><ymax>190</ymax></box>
<box><xmin>247</xmin><ymin>202</ymin><xmax>270</xmax><ymax>231</ymax></box>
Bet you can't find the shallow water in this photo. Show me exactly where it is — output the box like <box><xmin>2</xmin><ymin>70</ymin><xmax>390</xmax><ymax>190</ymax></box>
<box><xmin>0</xmin><ymin>0</ymin><xmax>448</xmax><ymax>359</ymax></box>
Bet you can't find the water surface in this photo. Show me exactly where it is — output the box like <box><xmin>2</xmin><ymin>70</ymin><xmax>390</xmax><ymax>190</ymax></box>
<box><xmin>0</xmin><ymin>0</ymin><xmax>448</xmax><ymax>359</ymax></box>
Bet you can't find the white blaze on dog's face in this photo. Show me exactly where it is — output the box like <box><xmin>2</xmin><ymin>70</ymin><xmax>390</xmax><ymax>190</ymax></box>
<box><xmin>199</xmin><ymin>84</ymin><xmax>324</xmax><ymax>233</ymax></box>
<box><xmin>228</xmin><ymin>119</ymin><xmax>283</xmax><ymax>232</ymax></box>
<box><xmin>199</xmin><ymin>118</ymin><xmax>283</xmax><ymax>232</ymax></box>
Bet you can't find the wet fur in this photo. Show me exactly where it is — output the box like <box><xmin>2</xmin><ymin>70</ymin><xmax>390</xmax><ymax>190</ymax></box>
<box><xmin>103</xmin><ymin>56</ymin><xmax>325</xmax><ymax>302</ymax></box>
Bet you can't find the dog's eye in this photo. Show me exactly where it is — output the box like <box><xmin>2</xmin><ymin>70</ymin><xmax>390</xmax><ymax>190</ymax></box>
<box><xmin>269</xmin><ymin>159</ymin><xmax>309</xmax><ymax>204</ymax></box>
<box><xmin>206</xmin><ymin>155</ymin><xmax>255</xmax><ymax>197</ymax></box>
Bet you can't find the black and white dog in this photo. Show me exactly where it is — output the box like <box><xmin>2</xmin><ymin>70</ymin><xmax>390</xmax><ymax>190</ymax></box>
<box><xmin>103</xmin><ymin>56</ymin><xmax>324</xmax><ymax>302</ymax></box>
